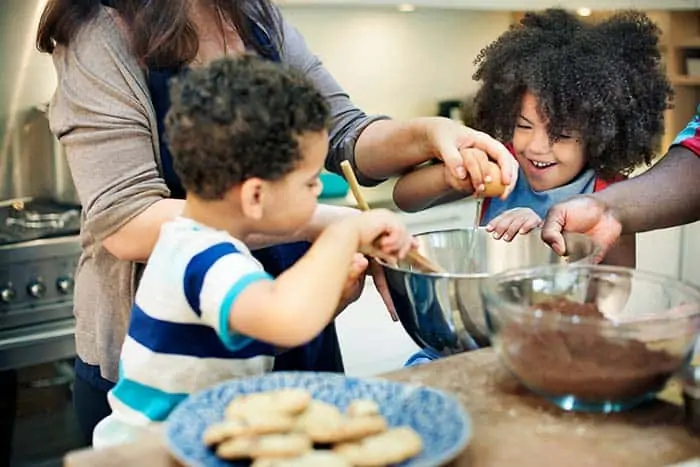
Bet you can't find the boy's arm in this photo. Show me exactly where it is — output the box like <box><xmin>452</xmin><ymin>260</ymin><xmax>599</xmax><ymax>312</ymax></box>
<box><xmin>393</xmin><ymin>164</ymin><xmax>473</xmax><ymax>212</ymax></box>
<box><xmin>243</xmin><ymin>204</ymin><xmax>359</xmax><ymax>248</ymax></box>
<box><xmin>227</xmin><ymin>222</ymin><xmax>360</xmax><ymax>347</ymax></box>
<box><xmin>197</xmin><ymin>210</ymin><xmax>410</xmax><ymax>349</ymax></box>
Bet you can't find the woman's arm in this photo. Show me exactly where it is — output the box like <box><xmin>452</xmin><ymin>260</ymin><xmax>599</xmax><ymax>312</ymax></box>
<box><xmin>53</xmin><ymin>9</ymin><xmax>365</xmax><ymax>263</ymax></box>
<box><xmin>278</xmin><ymin>17</ymin><xmax>518</xmax><ymax>195</ymax></box>
<box><xmin>49</xmin><ymin>7</ymin><xmax>174</xmax><ymax>263</ymax></box>
<box><xmin>244</xmin><ymin>204</ymin><xmax>359</xmax><ymax>249</ymax></box>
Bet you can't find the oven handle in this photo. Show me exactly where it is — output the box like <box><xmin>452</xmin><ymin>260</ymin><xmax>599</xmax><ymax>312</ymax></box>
<box><xmin>0</xmin><ymin>325</ymin><xmax>75</xmax><ymax>348</ymax></box>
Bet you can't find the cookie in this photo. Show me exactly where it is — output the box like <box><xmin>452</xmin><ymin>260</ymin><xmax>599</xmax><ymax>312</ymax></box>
<box><xmin>345</xmin><ymin>399</ymin><xmax>380</xmax><ymax>418</ymax></box>
<box><xmin>251</xmin><ymin>450</ymin><xmax>352</xmax><ymax>467</ymax></box>
<box><xmin>294</xmin><ymin>400</ymin><xmax>345</xmax><ymax>442</ymax></box>
<box><xmin>334</xmin><ymin>415</ymin><xmax>387</xmax><ymax>443</ymax></box>
<box><xmin>334</xmin><ymin>426</ymin><xmax>423</xmax><ymax>466</ymax></box>
<box><xmin>216</xmin><ymin>433</ymin><xmax>312</xmax><ymax>460</ymax></box>
<box><xmin>203</xmin><ymin>412</ymin><xmax>295</xmax><ymax>446</ymax></box>
<box><xmin>296</xmin><ymin>401</ymin><xmax>387</xmax><ymax>444</ymax></box>
<box><xmin>225</xmin><ymin>389</ymin><xmax>312</xmax><ymax>418</ymax></box>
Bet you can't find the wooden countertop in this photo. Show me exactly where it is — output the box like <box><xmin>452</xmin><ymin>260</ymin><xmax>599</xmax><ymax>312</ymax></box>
<box><xmin>64</xmin><ymin>349</ymin><xmax>700</xmax><ymax>467</ymax></box>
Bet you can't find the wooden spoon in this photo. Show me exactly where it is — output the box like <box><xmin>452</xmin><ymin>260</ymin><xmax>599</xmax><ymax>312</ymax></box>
<box><xmin>339</xmin><ymin>161</ymin><xmax>444</xmax><ymax>274</ymax></box>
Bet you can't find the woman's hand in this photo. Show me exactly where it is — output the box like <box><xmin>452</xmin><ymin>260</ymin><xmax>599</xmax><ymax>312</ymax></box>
<box><xmin>367</xmin><ymin>259</ymin><xmax>398</xmax><ymax>322</ymax></box>
<box><xmin>334</xmin><ymin>255</ymin><xmax>400</xmax><ymax>323</ymax></box>
<box><xmin>485</xmin><ymin>208</ymin><xmax>543</xmax><ymax>241</ymax></box>
<box><xmin>441</xmin><ymin>148</ymin><xmax>507</xmax><ymax>197</ymax></box>
<box><xmin>335</xmin><ymin>253</ymin><xmax>369</xmax><ymax>317</ymax></box>
<box><xmin>421</xmin><ymin>117</ymin><xmax>518</xmax><ymax>199</ymax></box>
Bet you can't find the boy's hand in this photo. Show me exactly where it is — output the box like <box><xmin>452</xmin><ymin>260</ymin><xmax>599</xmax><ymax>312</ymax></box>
<box><xmin>485</xmin><ymin>207</ymin><xmax>543</xmax><ymax>241</ymax></box>
<box><xmin>347</xmin><ymin>209</ymin><xmax>415</xmax><ymax>262</ymax></box>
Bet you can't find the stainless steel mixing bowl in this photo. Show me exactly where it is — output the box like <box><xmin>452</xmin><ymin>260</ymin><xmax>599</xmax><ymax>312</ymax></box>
<box><xmin>380</xmin><ymin>227</ymin><xmax>600</xmax><ymax>354</ymax></box>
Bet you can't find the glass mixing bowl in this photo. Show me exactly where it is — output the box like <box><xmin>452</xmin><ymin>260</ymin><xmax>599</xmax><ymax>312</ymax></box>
<box><xmin>481</xmin><ymin>264</ymin><xmax>700</xmax><ymax>412</ymax></box>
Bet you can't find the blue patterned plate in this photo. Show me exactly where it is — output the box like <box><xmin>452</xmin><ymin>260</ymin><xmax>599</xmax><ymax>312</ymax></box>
<box><xmin>165</xmin><ymin>371</ymin><xmax>472</xmax><ymax>467</ymax></box>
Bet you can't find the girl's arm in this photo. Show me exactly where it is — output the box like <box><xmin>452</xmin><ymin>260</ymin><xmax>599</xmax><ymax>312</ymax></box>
<box><xmin>392</xmin><ymin>164</ymin><xmax>473</xmax><ymax>212</ymax></box>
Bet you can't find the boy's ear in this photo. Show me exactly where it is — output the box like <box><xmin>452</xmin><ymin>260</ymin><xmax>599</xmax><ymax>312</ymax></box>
<box><xmin>239</xmin><ymin>178</ymin><xmax>266</xmax><ymax>221</ymax></box>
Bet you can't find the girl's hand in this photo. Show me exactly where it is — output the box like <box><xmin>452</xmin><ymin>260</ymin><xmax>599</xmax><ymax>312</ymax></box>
<box><xmin>485</xmin><ymin>208</ymin><xmax>543</xmax><ymax>241</ymax></box>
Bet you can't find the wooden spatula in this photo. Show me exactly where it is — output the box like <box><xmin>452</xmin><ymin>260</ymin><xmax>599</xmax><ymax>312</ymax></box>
<box><xmin>339</xmin><ymin>161</ymin><xmax>444</xmax><ymax>274</ymax></box>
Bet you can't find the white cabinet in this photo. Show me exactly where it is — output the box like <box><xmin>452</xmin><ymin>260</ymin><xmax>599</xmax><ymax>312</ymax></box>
<box><xmin>634</xmin><ymin>222</ymin><xmax>700</xmax><ymax>286</ymax></box>
<box><xmin>681</xmin><ymin>221</ymin><xmax>700</xmax><ymax>288</ymax></box>
<box><xmin>636</xmin><ymin>227</ymin><xmax>684</xmax><ymax>279</ymax></box>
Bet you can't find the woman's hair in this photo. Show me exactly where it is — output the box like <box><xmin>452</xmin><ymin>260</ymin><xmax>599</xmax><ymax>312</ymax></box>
<box><xmin>36</xmin><ymin>0</ymin><xmax>281</xmax><ymax>69</ymax></box>
<box><xmin>473</xmin><ymin>9</ymin><xmax>673</xmax><ymax>179</ymax></box>
<box><xmin>165</xmin><ymin>55</ymin><xmax>329</xmax><ymax>200</ymax></box>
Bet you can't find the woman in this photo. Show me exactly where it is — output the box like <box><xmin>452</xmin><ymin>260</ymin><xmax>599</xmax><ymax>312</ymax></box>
<box><xmin>36</xmin><ymin>0</ymin><xmax>517</xmax><ymax>442</ymax></box>
<box><xmin>542</xmin><ymin>108</ymin><xmax>700</xmax><ymax>260</ymax></box>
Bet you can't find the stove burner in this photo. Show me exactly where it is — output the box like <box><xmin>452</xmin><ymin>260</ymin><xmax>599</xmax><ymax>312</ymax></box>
<box><xmin>6</xmin><ymin>207</ymin><xmax>79</xmax><ymax>230</ymax></box>
<box><xmin>0</xmin><ymin>199</ymin><xmax>81</xmax><ymax>246</ymax></box>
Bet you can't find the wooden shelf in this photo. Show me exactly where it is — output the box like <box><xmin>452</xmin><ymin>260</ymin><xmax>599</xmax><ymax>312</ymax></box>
<box><xmin>674</xmin><ymin>37</ymin><xmax>700</xmax><ymax>49</ymax></box>
<box><xmin>670</xmin><ymin>75</ymin><xmax>700</xmax><ymax>86</ymax></box>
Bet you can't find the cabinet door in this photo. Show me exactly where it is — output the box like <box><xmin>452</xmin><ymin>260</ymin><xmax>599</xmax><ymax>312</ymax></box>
<box><xmin>636</xmin><ymin>227</ymin><xmax>683</xmax><ymax>279</ymax></box>
<box><xmin>631</xmin><ymin>0</ymin><xmax>696</xmax><ymax>8</ymax></box>
<box><xmin>681</xmin><ymin>221</ymin><xmax>700</xmax><ymax>287</ymax></box>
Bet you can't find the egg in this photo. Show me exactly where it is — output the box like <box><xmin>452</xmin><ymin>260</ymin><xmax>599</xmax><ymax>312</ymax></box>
<box><xmin>480</xmin><ymin>162</ymin><xmax>506</xmax><ymax>198</ymax></box>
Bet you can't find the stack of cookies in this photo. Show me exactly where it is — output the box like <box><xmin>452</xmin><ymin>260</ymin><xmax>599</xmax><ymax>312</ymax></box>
<box><xmin>202</xmin><ymin>388</ymin><xmax>423</xmax><ymax>466</ymax></box>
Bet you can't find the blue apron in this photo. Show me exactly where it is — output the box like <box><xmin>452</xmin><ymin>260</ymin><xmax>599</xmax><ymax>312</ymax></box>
<box><xmin>146</xmin><ymin>20</ymin><xmax>344</xmax><ymax>374</ymax></box>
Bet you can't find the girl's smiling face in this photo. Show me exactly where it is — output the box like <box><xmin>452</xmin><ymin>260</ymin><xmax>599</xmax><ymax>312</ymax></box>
<box><xmin>512</xmin><ymin>92</ymin><xmax>587</xmax><ymax>192</ymax></box>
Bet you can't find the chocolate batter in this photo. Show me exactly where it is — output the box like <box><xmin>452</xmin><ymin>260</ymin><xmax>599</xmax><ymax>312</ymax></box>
<box><xmin>497</xmin><ymin>298</ymin><xmax>681</xmax><ymax>401</ymax></box>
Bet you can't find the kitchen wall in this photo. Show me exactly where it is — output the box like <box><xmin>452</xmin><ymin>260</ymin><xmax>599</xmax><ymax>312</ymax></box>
<box><xmin>0</xmin><ymin>0</ymin><xmax>56</xmax><ymax>137</ymax></box>
<box><xmin>278</xmin><ymin>5</ymin><xmax>512</xmax><ymax>119</ymax></box>
<box><xmin>0</xmin><ymin>0</ymin><xmax>59</xmax><ymax>201</ymax></box>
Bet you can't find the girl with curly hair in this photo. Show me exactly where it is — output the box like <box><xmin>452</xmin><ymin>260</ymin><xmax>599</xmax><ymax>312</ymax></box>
<box><xmin>394</xmin><ymin>9</ymin><xmax>672</xmax><ymax>270</ymax></box>
<box><xmin>397</xmin><ymin>9</ymin><xmax>673</xmax><ymax>367</ymax></box>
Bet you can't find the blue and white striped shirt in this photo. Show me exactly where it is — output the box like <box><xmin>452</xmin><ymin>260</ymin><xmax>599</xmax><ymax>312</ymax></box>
<box><xmin>107</xmin><ymin>217</ymin><xmax>275</xmax><ymax>426</ymax></box>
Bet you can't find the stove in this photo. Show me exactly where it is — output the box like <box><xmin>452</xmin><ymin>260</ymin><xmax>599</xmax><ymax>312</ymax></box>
<box><xmin>0</xmin><ymin>199</ymin><xmax>81</xmax><ymax>370</ymax></box>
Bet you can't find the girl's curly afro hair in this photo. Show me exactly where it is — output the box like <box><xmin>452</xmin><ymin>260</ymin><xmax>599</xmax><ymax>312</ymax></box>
<box><xmin>473</xmin><ymin>9</ymin><xmax>673</xmax><ymax>179</ymax></box>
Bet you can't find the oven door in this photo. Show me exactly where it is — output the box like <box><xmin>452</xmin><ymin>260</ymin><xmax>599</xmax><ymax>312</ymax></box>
<box><xmin>0</xmin><ymin>319</ymin><xmax>83</xmax><ymax>467</ymax></box>
<box><xmin>0</xmin><ymin>318</ymin><xmax>75</xmax><ymax>371</ymax></box>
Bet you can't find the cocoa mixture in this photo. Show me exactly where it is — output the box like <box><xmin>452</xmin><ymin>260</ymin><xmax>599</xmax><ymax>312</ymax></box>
<box><xmin>497</xmin><ymin>298</ymin><xmax>681</xmax><ymax>401</ymax></box>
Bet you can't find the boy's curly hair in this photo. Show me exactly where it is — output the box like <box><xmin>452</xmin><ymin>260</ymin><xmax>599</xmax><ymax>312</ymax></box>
<box><xmin>165</xmin><ymin>55</ymin><xmax>329</xmax><ymax>200</ymax></box>
<box><xmin>473</xmin><ymin>9</ymin><xmax>673</xmax><ymax>179</ymax></box>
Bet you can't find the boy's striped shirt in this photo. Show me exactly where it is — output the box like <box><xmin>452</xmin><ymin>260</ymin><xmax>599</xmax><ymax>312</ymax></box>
<box><xmin>108</xmin><ymin>217</ymin><xmax>275</xmax><ymax>425</ymax></box>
